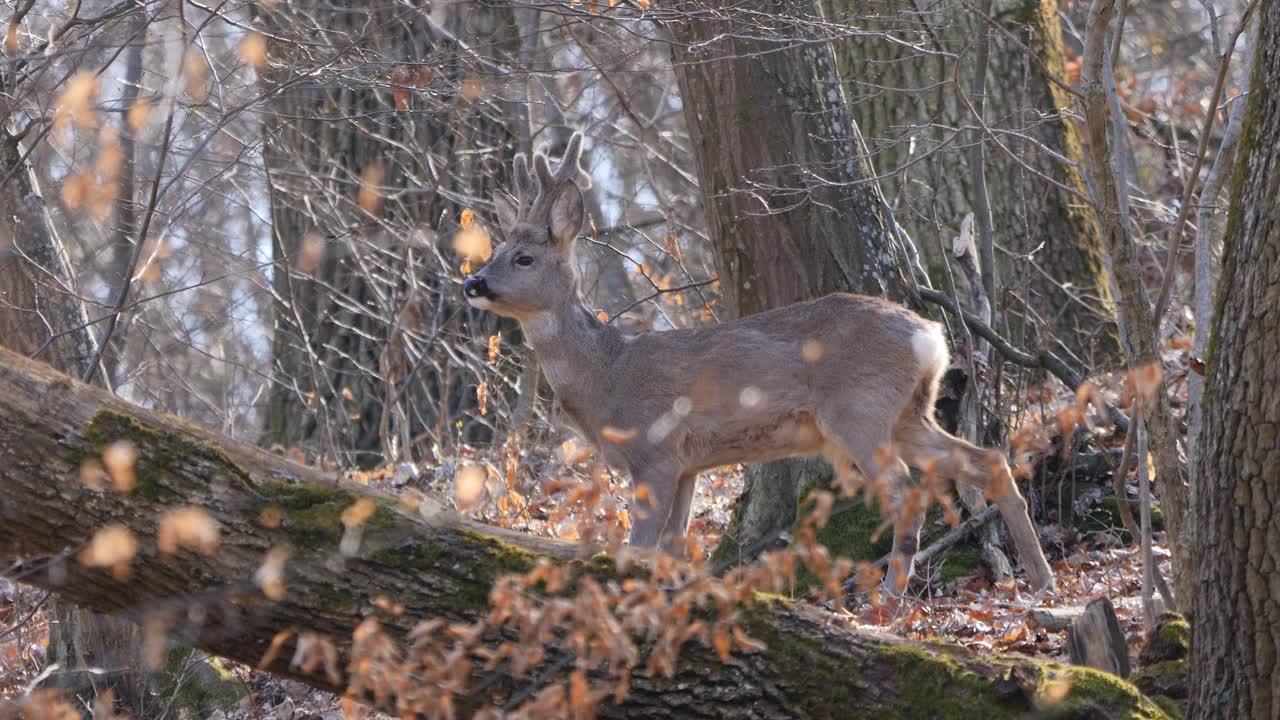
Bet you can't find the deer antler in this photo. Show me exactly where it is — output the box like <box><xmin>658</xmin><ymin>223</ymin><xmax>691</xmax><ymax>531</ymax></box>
<box><xmin>509</xmin><ymin>132</ymin><xmax>588</xmax><ymax>225</ymax></box>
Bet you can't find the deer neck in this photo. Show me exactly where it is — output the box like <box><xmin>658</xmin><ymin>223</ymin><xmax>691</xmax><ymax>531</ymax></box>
<box><xmin>521</xmin><ymin>297</ymin><xmax>621</xmax><ymax>404</ymax></box>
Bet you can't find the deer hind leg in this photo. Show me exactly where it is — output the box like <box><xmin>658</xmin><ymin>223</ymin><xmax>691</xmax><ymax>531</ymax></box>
<box><xmin>895</xmin><ymin>417</ymin><xmax>1056</xmax><ymax>592</ymax></box>
<box><xmin>817</xmin><ymin>411</ymin><xmax>924</xmax><ymax>596</ymax></box>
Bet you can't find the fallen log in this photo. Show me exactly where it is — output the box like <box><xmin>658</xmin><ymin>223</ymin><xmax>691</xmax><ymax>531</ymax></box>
<box><xmin>0</xmin><ymin>346</ymin><xmax>1168</xmax><ymax>718</ymax></box>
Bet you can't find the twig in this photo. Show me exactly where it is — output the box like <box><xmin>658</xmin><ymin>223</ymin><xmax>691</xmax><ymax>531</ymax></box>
<box><xmin>1110</xmin><ymin>403</ymin><xmax>1141</xmax><ymax>542</ymax></box>
<box><xmin>841</xmin><ymin>505</ymin><xmax>1001</xmax><ymax>591</ymax></box>
<box><xmin>1138</xmin><ymin>424</ymin><xmax>1156</xmax><ymax>627</ymax></box>
<box><xmin>607</xmin><ymin>278</ymin><xmax>718</xmax><ymax>323</ymax></box>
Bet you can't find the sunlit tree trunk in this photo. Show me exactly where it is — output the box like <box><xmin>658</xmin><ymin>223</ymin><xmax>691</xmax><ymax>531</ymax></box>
<box><xmin>1191</xmin><ymin>3</ymin><xmax>1280</xmax><ymax>716</ymax></box>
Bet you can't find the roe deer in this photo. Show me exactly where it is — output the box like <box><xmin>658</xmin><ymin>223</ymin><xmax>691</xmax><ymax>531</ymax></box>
<box><xmin>464</xmin><ymin>133</ymin><xmax>1055</xmax><ymax>593</ymax></box>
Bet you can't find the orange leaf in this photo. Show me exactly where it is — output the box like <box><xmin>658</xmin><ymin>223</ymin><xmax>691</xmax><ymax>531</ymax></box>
<box><xmin>712</xmin><ymin>626</ymin><xmax>732</xmax><ymax>662</ymax></box>
<box><xmin>601</xmin><ymin>425</ymin><xmax>637</xmax><ymax>444</ymax></box>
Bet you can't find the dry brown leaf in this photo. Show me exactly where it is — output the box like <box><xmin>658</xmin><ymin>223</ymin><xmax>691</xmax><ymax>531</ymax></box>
<box><xmin>255</xmin><ymin>545</ymin><xmax>291</xmax><ymax>601</ymax></box>
<box><xmin>452</xmin><ymin>222</ymin><xmax>492</xmax><ymax>264</ymax></box>
<box><xmin>60</xmin><ymin>172</ymin><xmax>93</xmax><ymax>210</ymax></box>
<box><xmin>157</xmin><ymin>506</ymin><xmax>220</xmax><ymax>555</ymax></box>
<box><xmin>238</xmin><ymin>32</ymin><xmax>268</xmax><ymax>70</ymax></box>
<box><xmin>184</xmin><ymin>50</ymin><xmax>209</xmax><ymax>101</ymax></box>
<box><xmin>101</xmin><ymin>440</ymin><xmax>137</xmax><ymax>494</ymax></box>
<box><xmin>454</xmin><ymin>465</ymin><xmax>486</xmax><ymax>511</ymax></box>
<box><xmin>341</xmin><ymin>497</ymin><xmax>377</xmax><ymax>528</ymax></box>
<box><xmin>79</xmin><ymin>458</ymin><xmax>109</xmax><ymax>491</ymax></box>
<box><xmin>127</xmin><ymin>98</ymin><xmax>153</xmax><ymax>133</ymax></box>
<box><xmin>357</xmin><ymin>163</ymin><xmax>385</xmax><ymax>213</ymax></box>
<box><xmin>297</xmin><ymin>232</ymin><xmax>325</xmax><ymax>274</ymax></box>
<box><xmin>79</xmin><ymin>524</ymin><xmax>137</xmax><ymax>580</ymax></box>
<box><xmin>601</xmin><ymin>425</ymin><xmax>638</xmax><ymax>444</ymax></box>
<box><xmin>259</xmin><ymin>629</ymin><xmax>294</xmax><ymax>670</ymax></box>
<box><xmin>4</xmin><ymin>23</ymin><xmax>19</xmax><ymax>55</ymax></box>
<box><xmin>54</xmin><ymin>72</ymin><xmax>98</xmax><ymax>132</ymax></box>
<box><xmin>712</xmin><ymin>626</ymin><xmax>731</xmax><ymax>662</ymax></box>
<box><xmin>1042</xmin><ymin>676</ymin><xmax>1072</xmax><ymax>703</ymax></box>
<box><xmin>801</xmin><ymin>339</ymin><xmax>824</xmax><ymax>363</ymax></box>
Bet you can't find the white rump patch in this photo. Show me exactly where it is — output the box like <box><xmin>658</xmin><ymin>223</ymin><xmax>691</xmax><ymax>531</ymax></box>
<box><xmin>911</xmin><ymin>324</ymin><xmax>949</xmax><ymax>375</ymax></box>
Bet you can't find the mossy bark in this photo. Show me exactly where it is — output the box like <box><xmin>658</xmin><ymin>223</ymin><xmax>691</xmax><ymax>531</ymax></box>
<box><xmin>0</xmin><ymin>345</ymin><xmax>1169</xmax><ymax>718</ymax></box>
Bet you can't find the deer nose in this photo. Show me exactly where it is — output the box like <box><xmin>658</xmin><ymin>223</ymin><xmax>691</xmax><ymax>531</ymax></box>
<box><xmin>464</xmin><ymin>276</ymin><xmax>494</xmax><ymax>299</ymax></box>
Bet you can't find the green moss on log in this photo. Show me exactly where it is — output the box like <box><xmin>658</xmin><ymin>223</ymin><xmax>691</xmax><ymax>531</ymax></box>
<box><xmin>82</xmin><ymin>410</ymin><xmax>250</xmax><ymax>502</ymax></box>
<box><xmin>366</xmin><ymin>527</ymin><xmax>542</xmax><ymax>611</ymax></box>
<box><xmin>1051</xmin><ymin>665</ymin><xmax>1169</xmax><ymax>719</ymax></box>
<box><xmin>254</xmin><ymin>479</ymin><xmax>397</xmax><ymax>546</ymax></box>
<box><xmin>735</xmin><ymin>596</ymin><xmax>1170</xmax><ymax>719</ymax></box>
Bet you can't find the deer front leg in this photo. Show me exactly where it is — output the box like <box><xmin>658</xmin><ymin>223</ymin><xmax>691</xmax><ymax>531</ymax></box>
<box><xmin>627</xmin><ymin>462</ymin><xmax>681</xmax><ymax>551</ymax></box>
<box><xmin>660</xmin><ymin>472</ymin><xmax>699</xmax><ymax>557</ymax></box>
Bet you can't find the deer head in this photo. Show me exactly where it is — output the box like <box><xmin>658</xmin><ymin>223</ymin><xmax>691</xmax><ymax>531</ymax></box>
<box><xmin>463</xmin><ymin>133</ymin><xmax>590</xmax><ymax>319</ymax></box>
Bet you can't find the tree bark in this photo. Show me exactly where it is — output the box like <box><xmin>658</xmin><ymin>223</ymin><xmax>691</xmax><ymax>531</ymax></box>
<box><xmin>821</xmin><ymin>0</ymin><xmax>1117</xmax><ymax>360</ymax></box>
<box><xmin>1190</xmin><ymin>2</ymin><xmax>1280</xmax><ymax>716</ymax></box>
<box><xmin>0</xmin><ymin>344</ymin><xmax>1169</xmax><ymax>718</ymax></box>
<box><xmin>668</xmin><ymin>0</ymin><xmax>903</xmax><ymax>562</ymax></box>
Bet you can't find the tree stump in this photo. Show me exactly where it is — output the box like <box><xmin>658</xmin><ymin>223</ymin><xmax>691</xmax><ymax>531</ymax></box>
<box><xmin>1067</xmin><ymin>596</ymin><xmax>1131</xmax><ymax>678</ymax></box>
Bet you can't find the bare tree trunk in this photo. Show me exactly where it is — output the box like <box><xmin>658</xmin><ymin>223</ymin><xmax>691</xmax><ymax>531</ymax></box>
<box><xmin>100</xmin><ymin>15</ymin><xmax>145</xmax><ymax>388</ymax></box>
<box><xmin>822</xmin><ymin>0</ymin><xmax>1117</xmax><ymax>361</ymax></box>
<box><xmin>1079</xmin><ymin>0</ymin><xmax>1190</xmax><ymax>604</ymax></box>
<box><xmin>1191</xmin><ymin>3</ymin><xmax>1280</xmax><ymax>715</ymax></box>
<box><xmin>0</xmin><ymin>344</ymin><xmax>1170</xmax><ymax>719</ymax></box>
<box><xmin>1185</xmin><ymin>21</ymin><xmax>1254</xmax><ymax>544</ymax></box>
<box><xmin>669</xmin><ymin>0</ymin><xmax>903</xmax><ymax>563</ymax></box>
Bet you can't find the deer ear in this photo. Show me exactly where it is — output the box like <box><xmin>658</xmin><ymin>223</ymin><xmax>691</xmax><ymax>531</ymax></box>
<box><xmin>494</xmin><ymin>192</ymin><xmax>519</xmax><ymax>237</ymax></box>
<box><xmin>549</xmin><ymin>183</ymin><xmax>584</xmax><ymax>247</ymax></box>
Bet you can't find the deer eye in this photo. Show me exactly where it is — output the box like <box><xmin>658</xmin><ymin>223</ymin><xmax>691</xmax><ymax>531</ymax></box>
<box><xmin>514</xmin><ymin>255</ymin><xmax>534</xmax><ymax>267</ymax></box>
